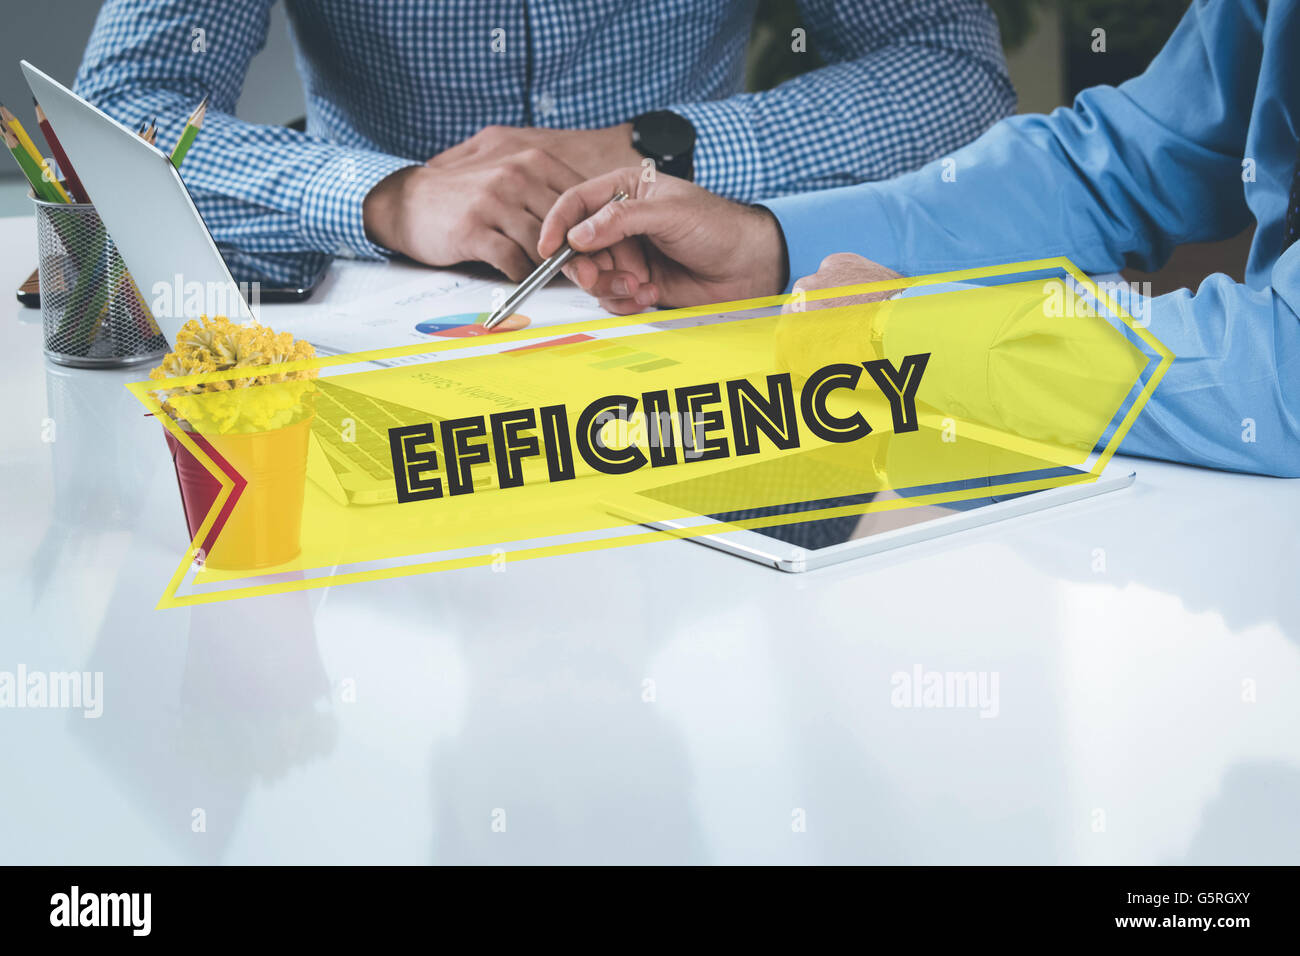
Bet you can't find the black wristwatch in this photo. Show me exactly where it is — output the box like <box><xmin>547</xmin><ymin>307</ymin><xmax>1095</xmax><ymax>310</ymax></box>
<box><xmin>631</xmin><ymin>110</ymin><xmax>696</xmax><ymax>181</ymax></box>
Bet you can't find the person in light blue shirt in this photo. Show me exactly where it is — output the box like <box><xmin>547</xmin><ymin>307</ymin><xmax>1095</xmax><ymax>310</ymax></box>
<box><xmin>539</xmin><ymin>0</ymin><xmax>1300</xmax><ymax>478</ymax></box>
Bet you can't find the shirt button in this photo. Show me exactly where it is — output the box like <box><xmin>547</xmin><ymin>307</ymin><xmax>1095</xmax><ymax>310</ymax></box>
<box><xmin>535</xmin><ymin>91</ymin><xmax>557</xmax><ymax>117</ymax></box>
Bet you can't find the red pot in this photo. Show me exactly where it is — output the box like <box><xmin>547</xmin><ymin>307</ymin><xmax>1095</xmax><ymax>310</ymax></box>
<box><xmin>163</xmin><ymin>416</ymin><xmax>313</xmax><ymax>571</ymax></box>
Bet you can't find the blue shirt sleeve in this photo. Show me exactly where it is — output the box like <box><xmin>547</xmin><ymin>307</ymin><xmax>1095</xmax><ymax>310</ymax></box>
<box><xmin>1118</xmin><ymin>265</ymin><xmax>1300</xmax><ymax>477</ymax></box>
<box><xmin>763</xmin><ymin>0</ymin><xmax>1300</xmax><ymax>477</ymax></box>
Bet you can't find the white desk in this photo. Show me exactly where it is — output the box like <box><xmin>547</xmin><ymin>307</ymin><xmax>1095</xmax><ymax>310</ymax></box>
<box><xmin>1</xmin><ymin>214</ymin><xmax>1298</xmax><ymax>865</ymax></box>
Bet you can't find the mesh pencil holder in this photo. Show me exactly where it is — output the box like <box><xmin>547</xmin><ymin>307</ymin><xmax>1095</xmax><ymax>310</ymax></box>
<box><xmin>33</xmin><ymin>195</ymin><xmax>168</xmax><ymax>368</ymax></box>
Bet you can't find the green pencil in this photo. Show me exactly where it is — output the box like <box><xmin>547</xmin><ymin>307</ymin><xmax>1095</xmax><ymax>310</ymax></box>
<box><xmin>3</xmin><ymin>123</ymin><xmax>58</xmax><ymax>202</ymax></box>
<box><xmin>169</xmin><ymin>95</ymin><xmax>208</xmax><ymax>168</ymax></box>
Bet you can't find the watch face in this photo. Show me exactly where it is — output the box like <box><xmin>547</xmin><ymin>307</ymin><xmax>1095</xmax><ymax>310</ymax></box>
<box><xmin>634</xmin><ymin>110</ymin><xmax>696</xmax><ymax>166</ymax></box>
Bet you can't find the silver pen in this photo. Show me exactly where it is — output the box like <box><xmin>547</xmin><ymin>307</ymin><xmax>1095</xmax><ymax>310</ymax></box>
<box><xmin>482</xmin><ymin>188</ymin><xmax>628</xmax><ymax>330</ymax></box>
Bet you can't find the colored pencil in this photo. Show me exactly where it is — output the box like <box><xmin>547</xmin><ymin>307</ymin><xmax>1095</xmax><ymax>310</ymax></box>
<box><xmin>1</xmin><ymin>103</ymin><xmax>44</xmax><ymax>167</ymax></box>
<box><xmin>3</xmin><ymin>124</ymin><xmax>59</xmax><ymax>202</ymax></box>
<box><xmin>169</xmin><ymin>95</ymin><xmax>208</xmax><ymax>168</ymax></box>
<box><xmin>1</xmin><ymin>103</ymin><xmax>70</xmax><ymax>202</ymax></box>
<box><xmin>33</xmin><ymin>100</ymin><xmax>90</xmax><ymax>203</ymax></box>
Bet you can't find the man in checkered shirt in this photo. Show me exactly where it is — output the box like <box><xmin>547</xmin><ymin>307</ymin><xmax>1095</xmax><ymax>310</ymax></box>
<box><xmin>74</xmin><ymin>0</ymin><xmax>1014</xmax><ymax>281</ymax></box>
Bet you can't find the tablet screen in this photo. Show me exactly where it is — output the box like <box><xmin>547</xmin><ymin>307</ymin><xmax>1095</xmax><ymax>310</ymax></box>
<box><xmin>634</xmin><ymin>451</ymin><xmax>1085</xmax><ymax>554</ymax></box>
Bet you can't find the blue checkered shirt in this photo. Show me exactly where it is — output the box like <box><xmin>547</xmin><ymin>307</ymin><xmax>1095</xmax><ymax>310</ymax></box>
<box><xmin>75</xmin><ymin>0</ymin><xmax>1015</xmax><ymax>259</ymax></box>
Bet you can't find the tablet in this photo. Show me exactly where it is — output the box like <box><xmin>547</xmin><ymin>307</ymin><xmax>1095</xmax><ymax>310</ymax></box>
<box><xmin>606</xmin><ymin>453</ymin><xmax>1134</xmax><ymax>572</ymax></box>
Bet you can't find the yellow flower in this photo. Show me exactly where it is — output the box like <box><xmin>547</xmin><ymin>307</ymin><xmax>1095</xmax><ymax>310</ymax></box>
<box><xmin>151</xmin><ymin>315</ymin><xmax>317</xmax><ymax>434</ymax></box>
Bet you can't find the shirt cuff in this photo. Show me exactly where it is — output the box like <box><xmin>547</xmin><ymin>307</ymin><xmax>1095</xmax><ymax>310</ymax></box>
<box><xmin>759</xmin><ymin>184</ymin><xmax>901</xmax><ymax>293</ymax></box>
<box><xmin>666</xmin><ymin>99</ymin><xmax>762</xmax><ymax>202</ymax></box>
<box><xmin>299</xmin><ymin>150</ymin><xmax>421</xmax><ymax>260</ymax></box>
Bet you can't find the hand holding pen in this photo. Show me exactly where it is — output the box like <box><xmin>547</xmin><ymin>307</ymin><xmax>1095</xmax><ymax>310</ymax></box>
<box><xmin>534</xmin><ymin>168</ymin><xmax>789</xmax><ymax>315</ymax></box>
<box><xmin>483</xmin><ymin>188</ymin><xmax>628</xmax><ymax>329</ymax></box>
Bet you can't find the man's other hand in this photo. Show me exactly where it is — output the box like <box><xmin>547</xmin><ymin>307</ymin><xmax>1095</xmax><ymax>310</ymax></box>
<box><xmin>785</xmin><ymin>253</ymin><xmax>902</xmax><ymax>313</ymax></box>
<box><xmin>362</xmin><ymin>153</ymin><xmax>586</xmax><ymax>281</ymax></box>
<box><xmin>774</xmin><ymin>254</ymin><xmax>904</xmax><ymax>380</ymax></box>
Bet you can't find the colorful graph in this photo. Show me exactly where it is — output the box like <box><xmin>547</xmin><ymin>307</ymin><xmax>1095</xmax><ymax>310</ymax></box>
<box><xmin>415</xmin><ymin>312</ymin><xmax>531</xmax><ymax>337</ymax></box>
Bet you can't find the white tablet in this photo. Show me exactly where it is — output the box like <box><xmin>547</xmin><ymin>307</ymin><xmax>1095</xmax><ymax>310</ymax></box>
<box><xmin>606</xmin><ymin>456</ymin><xmax>1134</xmax><ymax>572</ymax></box>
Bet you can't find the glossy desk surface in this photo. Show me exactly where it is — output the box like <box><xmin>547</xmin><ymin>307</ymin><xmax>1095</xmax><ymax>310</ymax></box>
<box><xmin>1</xmin><ymin>216</ymin><xmax>1297</xmax><ymax>865</ymax></box>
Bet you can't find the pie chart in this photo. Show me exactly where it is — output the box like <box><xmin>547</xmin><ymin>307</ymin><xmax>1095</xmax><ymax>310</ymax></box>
<box><xmin>415</xmin><ymin>312</ymin><xmax>531</xmax><ymax>336</ymax></box>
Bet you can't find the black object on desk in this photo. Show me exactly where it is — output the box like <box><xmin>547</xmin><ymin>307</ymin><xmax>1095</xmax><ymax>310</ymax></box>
<box><xmin>18</xmin><ymin>247</ymin><xmax>332</xmax><ymax>307</ymax></box>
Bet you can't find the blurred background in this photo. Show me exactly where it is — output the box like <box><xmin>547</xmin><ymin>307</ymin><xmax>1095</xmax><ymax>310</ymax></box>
<box><xmin>3</xmin><ymin>0</ymin><xmax>1233</xmax><ymax>293</ymax></box>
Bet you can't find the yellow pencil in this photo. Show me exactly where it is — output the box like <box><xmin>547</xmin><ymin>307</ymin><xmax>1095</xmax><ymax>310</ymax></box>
<box><xmin>0</xmin><ymin>103</ymin><xmax>43</xmax><ymax>164</ymax></box>
<box><xmin>3</xmin><ymin>124</ymin><xmax>58</xmax><ymax>201</ymax></box>
<box><xmin>1</xmin><ymin>103</ymin><xmax>71</xmax><ymax>203</ymax></box>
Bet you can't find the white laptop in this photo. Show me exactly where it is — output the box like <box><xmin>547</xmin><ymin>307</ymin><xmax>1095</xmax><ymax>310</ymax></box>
<box><xmin>22</xmin><ymin>61</ymin><xmax>253</xmax><ymax>343</ymax></box>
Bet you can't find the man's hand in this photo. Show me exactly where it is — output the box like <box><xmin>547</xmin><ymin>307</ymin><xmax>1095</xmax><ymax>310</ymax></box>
<box><xmin>362</xmin><ymin>152</ymin><xmax>586</xmax><ymax>281</ymax></box>
<box><xmin>785</xmin><ymin>253</ymin><xmax>902</xmax><ymax>312</ymax></box>
<box><xmin>427</xmin><ymin>124</ymin><xmax>643</xmax><ymax>182</ymax></box>
<box><xmin>538</xmin><ymin>168</ymin><xmax>790</xmax><ymax>313</ymax></box>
